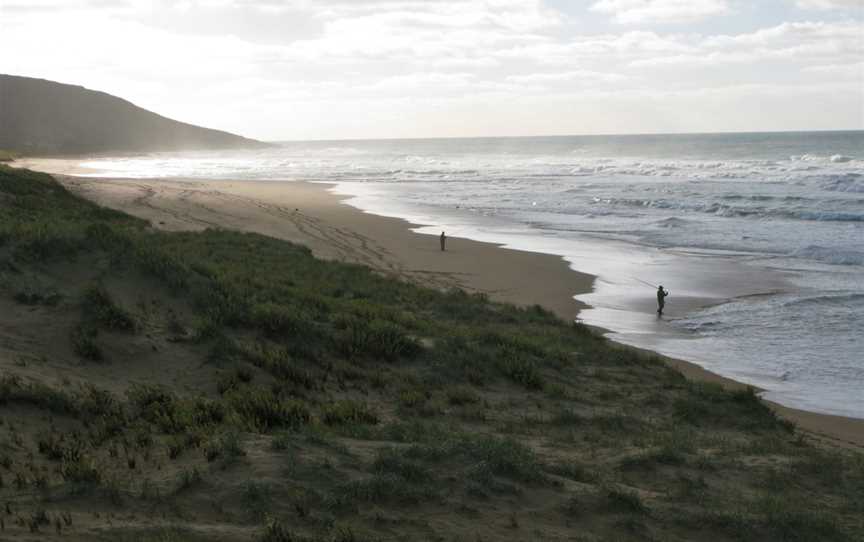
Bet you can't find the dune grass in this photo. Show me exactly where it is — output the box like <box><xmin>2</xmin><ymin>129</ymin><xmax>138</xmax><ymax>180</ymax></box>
<box><xmin>0</xmin><ymin>164</ymin><xmax>862</xmax><ymax>541</ymax></box>
<box><xmin>0</xmin><ymin>150</ymin><xmax>19</xmax><ymax>163</ymax></box>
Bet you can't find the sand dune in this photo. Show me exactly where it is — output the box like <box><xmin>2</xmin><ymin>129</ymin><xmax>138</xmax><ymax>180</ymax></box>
<box><xmin>26</xmin><ymin>166</ymin><xmax>864</xmax><ymax>449</ymax></box>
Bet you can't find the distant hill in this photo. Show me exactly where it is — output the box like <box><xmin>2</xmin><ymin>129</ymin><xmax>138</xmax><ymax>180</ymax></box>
<box><xmin>0</xmin><ymin>74</ymin><xmax>268</xmax><ymax>154</ymax></box>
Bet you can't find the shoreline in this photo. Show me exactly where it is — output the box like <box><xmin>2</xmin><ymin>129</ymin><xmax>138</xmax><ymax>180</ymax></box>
<box><xmin>11</xmin><ymin>159</ymin><xmax>864</xmax><ymax>448</ymax></box>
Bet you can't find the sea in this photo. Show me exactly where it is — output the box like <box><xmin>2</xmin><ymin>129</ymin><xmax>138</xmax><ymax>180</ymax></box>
<box><xmin>78</xmin><ymin>131</ymin><xmax>864</xmax><ymax>419</ymax></box>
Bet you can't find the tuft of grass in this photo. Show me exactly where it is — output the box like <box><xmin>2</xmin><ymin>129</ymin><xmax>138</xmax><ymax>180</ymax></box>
<box><xmin>604</xmin><ymin>486</ymin><xmax>649</xmax><ymax>515</ymax></box>
<box><xmin>0</xmin><ymin>149</ymin><xmax>19</xmax><ymax>162</ymax></box>
<box><xmin>373</xmin><ymin>448</ymin><xmax>432</xmax><ymax>483</ymax></box>
<box><xmin>675</xmin><ymin>383</ymin><xmax>790</xmax><ymax>432</ymax></box>
<box><xmin>205</xmin><ymin>431</ymin><xmax>246</xmax><ymax>467</ymax></box>
<box><xmin>60</xmin><ymin>458</ymin><xmax>102</xmax><ymax>486</ymax></box>
<box><xmin>71</xmin><ymin>324</ymin><xmax>103</xmax><ymax>361</ymax></box>
<box><xmin>322</xmin><ymin>400</ymin><xmax>379</xmax><ymax>426</ymax></box>
<box><xmin>759</xmin><ymin>495</ymin><xmax>849</xmax><ymax>542</ymax></box>
<box><xmin>241</xmin><ymin>481</ymin><xmax>274</xmax><ymax>521</ymax></box>
<box><xmin>13</xmin><ymin>282</ymin><xmax>62</xmax><ymax>306</ymax></box>
<box><xmin>82</xmin><ymin>285</ymin><xmax>137</xmax><ymax>331</ymax></box>
<box><xmin>228</xmin><ymin>388</ymin><xmax>311</xmax><ymax>432</ymax></box>
<box><xmin>0</xmin><ymin>374</ymin><xmax>79</xmax><ymax>413</ymax></box>
<box><xmin>335</xmin><ymin>317</ymin><xmax>421</xmax><ymax>361</ymax></box>
<box><xmin>328</xmin><ymin>473</ymin><xmax>434</xmax><ymax>511</ymax></box>
<box><xmin>498</xmin><ymin>351</ymin><xmax>544</xmax><ymax>390</ymax></box>
<box><xmin>249</xmin><ymin>302</ymin><xmax>319</xmax><ymax>339</ymax></box>
<box><xmin>260</xmin><ymin>518</ymin><xmax>305</xmax><ymax>542</ymax></box>
<box><xmin>446</xmin><ymin>386</ymin><xmax>480</xmax><ymax>406</ymax></box>
<box><xmin>463</xmin><ymin>436</ymin><xmax>549</xmax><ymax>485</ymax></box>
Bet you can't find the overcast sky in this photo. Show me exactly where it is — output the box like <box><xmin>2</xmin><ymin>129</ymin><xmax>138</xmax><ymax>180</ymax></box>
<box><xmin>1</xmin><ymin>0</ymin><xmax>862</xmax><ymax>140</ymax></box>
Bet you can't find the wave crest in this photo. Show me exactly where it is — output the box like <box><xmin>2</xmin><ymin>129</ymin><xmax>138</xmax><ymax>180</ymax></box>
<box><xmin>791</xmin><ymin>245</ymin><xmax>864</xmax><ymax>266</ymax></box>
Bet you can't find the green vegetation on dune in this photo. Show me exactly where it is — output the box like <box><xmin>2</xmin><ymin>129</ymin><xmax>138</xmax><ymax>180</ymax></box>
<box><xmin>0</xmin><ymin>150</ymin><xmax>19</xmax><ymax>162</ymax></box>
<box><xmin>0</xmin><ymin>164</ymin><xmax>862</xmax><ymax>541</ymax></box>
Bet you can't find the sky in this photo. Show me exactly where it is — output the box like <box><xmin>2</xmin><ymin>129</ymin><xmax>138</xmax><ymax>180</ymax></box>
<box><xmin>1</xmin><ymin>0</ymin><xmax>862</xmax><ymax>141</ymax></box>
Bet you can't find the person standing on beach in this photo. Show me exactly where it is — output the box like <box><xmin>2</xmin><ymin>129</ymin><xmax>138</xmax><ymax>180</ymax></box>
<box><xmin>656</xmin><ymin>285</ymin><xmax>669</xmax><ymax>315</ymax></box>
<box><xmin>440</xmin><ymin>231</ymin><xmax>446</xmax><ymax>251</ymax></box>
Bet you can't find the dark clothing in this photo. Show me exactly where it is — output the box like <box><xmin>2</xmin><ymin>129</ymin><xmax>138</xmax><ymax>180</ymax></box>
<box><xmin>440</xmin><ymin>232</ymin><xmax>446</xmax><ymax>251</ymax></box>
<box><xmin>657</xmin><ymin>287</ymin><xmax>668</xmax><ymax>314</ymax></box>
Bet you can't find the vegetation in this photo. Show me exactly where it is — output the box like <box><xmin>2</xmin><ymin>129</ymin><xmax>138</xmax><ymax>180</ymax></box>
<box><xmin>0</xmin><ymin>150</ymin><xmax>18</xmax><ymax>162</ymax></box>
<box><xmin>0</xmin><ymin>163</ymin><xmax>862</xmax><ymax>541</ymax></box>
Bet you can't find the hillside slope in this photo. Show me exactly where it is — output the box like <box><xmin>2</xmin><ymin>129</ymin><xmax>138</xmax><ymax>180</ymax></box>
<box><xmin>0</xmin><ymin>165</ymin><xmax>862</xmax><ymax>541</ymax></box>
<box><xmin>0</xmin><ymin>74</ymin><xmax>266</xmax><ymax>154</ymax></box>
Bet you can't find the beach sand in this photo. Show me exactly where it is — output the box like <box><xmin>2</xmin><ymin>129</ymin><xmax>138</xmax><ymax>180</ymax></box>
<box><xmin>15</xmin><ymin>159</ymin><xmax>864</xmax><ymax>449</ymax></box>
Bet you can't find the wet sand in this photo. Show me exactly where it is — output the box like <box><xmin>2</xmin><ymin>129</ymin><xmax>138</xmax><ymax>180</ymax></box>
<box><xmin>13</xmin><ymin>158</ymin><xmax>864</xmax><ymax>449</ymax></box>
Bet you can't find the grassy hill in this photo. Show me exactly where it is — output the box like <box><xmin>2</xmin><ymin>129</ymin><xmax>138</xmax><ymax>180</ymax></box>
<box><xmin>0</xmin><ymin>75</ymin><xmax>267</xmax><ymax>155</ymax></box>
<box><xmin>0</xmin><ymin>164</ymin><xmax>862</xmax><ymax>541</ymax></box>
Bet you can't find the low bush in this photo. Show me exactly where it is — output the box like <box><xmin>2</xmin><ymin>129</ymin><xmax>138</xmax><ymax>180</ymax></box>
<box><xmin>205</xmin><ymin>431</ymin><xmax>246</xmax><ymax>466</ymax></box>
<box><xmin>71</xmin><ymin>324</ymin><xmax>103</xmax><ymax>362</ymax></box>
<box><xmin>604</xmin><ymin>486</ymin><xmax>649</xmax><ymax>515</ymax></box>
<box><xmin>499</xmin><ymin>351</ymin><xmax>544</xmax><ymax>390</ymax></box>
<box><xmin>322</xmin><ymin>400</ymin><xmax>379</xmax><ymax>426</ymax></box>
<box><xmin>82</xmin><ymin>285</ymin><xmax>136</xmax><ymax>331</ymax></box>
<box><xmin>373</xmin><ymin>448</ymin><xmax>431</xmax><ymax>482</ymax></box>
<box><xmin>335</xmin><ymin>317</ymin><xmax>420</xmax><ymax>361</ymax></box>
<box><xmin>228</xmin><ymin>387</ymin><xmax>311</xmax><ymax>432</ymax></box>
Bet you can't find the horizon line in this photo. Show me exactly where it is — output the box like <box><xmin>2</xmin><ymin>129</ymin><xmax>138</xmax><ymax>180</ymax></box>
<box><xmin>269</xmin><ymin>128</ymin><xmax>864</xmax><ymax>144</ymax></box>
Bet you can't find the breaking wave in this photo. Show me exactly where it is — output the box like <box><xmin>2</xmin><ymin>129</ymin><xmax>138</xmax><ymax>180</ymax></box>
<box><xmin>790</xmin><ymin>246</ymin><xmax>864</xmax><ymax>266</ymax></box>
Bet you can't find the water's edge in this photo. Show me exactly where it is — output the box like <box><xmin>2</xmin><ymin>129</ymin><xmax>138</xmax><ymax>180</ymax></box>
<box><xmin>325</xmin><ymin>181</ymin><xmax>859</xmax><ymax>419</ymax></box>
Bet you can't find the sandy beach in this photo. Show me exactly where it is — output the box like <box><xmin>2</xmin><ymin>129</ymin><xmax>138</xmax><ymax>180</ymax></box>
<box><xmin>14</xmin><ymin>159</ymin><xmax>864</xmax><ymax>449</ymax></box>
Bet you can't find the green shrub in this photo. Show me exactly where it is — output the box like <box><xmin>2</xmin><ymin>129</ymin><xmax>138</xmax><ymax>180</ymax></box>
<box><xmin>60</xmin><ymin>458</ymin><xmax>102</xmax><ymax>485</ymax></box>
<box><xmin>241</xmin><ymin>481</ymin><xmax>274</xmax><ymax>521</ymax></box>
<box><xmin>463</xmin><ymin>436</ymin><xmax>548</xmax><ymax>484</ymax></box>
<box><xmin>329</xmin><ymin>473</ymin><xmax>434</xmax><ymax>510</ymax></box>
<box><xmin>205</xmin><ymin>431</ymin><xmax>246</xmax><ymax>466</ymax></box>
<box><xmin>0</xmin><ymin>374</ymin><xmax>79</xmax><ymax>413</ymax></box>
<box><xmin>260</xmin><ymin>518</ymin><xmax>302</xmax><ymax>542</ymax></box>
<box><xmin>499</xmin><ymin>351</ymin><xmax>544</xmax><ymax>390</ymax></box>
<box><xmin>217</xmin><ymin>372</ymin><xmax>241</xmax><ymax>395</ymax></box>
<box><xmin>675</xmin><ymin>383</ymin><xmax>788</xmax><ymax>432</ymax></box>
<box><xmin>239</xmin><ymin>342</ymin><xmax>317</xmax><ymax>389</ymax></box>
<box><xmin>38</xmin><ymin>432</ymin><xmax>86</xmax><ymax>462</ymax></box>
<box><xmin>82</xmin><ymin>285</ymin><xmax>136</xmax><ymax>331</ymax></box>
<box><xmin>322</xmin><ymin>400</ymin><xmax>379</xmax><ymax>426</ymax></box>
<box><xmin>13</xmin><ymin>283</ymin><xmax>61</xmax><ymax>306</ymax></box>
<box><xmin>228</xmin><ymin>388</ymin><xmax>311</xmax><ymax>432</ymax></box>
<box><xmin>76</xmin><ymin>384</ymin><xmax>121</xmax><ymax>416</ymax></box>
<box><xmin>71</xmin><ymin>324</ymin><xmax>103</xmax><ymax>361</ymax></box>
<box><xmin>248</xmin><ymin>303</ymin><xmax>318</xmax><ymax>338</ymax></box>
<box><xmin>373</xmin><ymin>448</ymin><xmax>431</xmax><ymax>482</ymax></box>
<box><xmin>176</xmin><ymin>467</ymin><xmax>203</xmax><ymax>492</ymax></box>
<box><xmin>11</xmin><ymin>221</ymin><xmax>84</xmax><ymax>261</ymax></box>
<box><xmin>446</xmin><ymin>386</ymin><xmax>480</xmax><ymax>406</ymax></box>
<box><xmin>335</xmin><ymin>317</ymin><xmax>420</xmax><ymax>361</ymax></box>
<box><xmin>605</xmin><ymin>486</ymin><xmax>649</xmax><ymax>515</ymax></box>
<box><xmin>127</xmin><ymin>385</ymin><xmax>221</xmax><ymax>433</ymax></box>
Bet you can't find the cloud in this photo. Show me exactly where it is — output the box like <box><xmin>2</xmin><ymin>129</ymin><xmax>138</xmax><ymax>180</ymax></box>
<box><xmin>803</xmin><ymin>61</ymin><xmax>864</xmax><ymax>79</ymax></box>
<box><xmin>590</xmin><ymin>0</ymin><xmax>730</xmax><ymax>24</ymax></box>
<box><xmin>1</xmin><ymin>0</ymin><xmax>861</xmax><ymax>138</ymax></box>
<box><xmin>795</xmin><ymin>0</ymin><xmax>863</xmax><ymax>9</ymax></box>
<box><xmin>632</xmin><ymin>20</ymin><xmax>863</xmax><ymax>66</ymax></box>
<box><xmin>506</xmin><ymin>70</ymin><xmax>628</xmax><ymax>84</ymax></box>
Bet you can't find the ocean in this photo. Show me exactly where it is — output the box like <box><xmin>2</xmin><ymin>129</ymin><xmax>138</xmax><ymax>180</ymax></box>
<box><xmin>79</xmin><ymin>131</ymin><xmax>864</xmax><ymax>418</ymax></box>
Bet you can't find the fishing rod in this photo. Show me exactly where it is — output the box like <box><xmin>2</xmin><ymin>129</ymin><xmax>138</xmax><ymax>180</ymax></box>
<box><xmin>634</xmin><ymin>277</ymin><xmax>659</xmax><ymax>289</ymax></box>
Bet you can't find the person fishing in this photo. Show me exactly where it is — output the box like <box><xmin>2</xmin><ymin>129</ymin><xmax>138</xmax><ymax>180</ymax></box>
<box><xmin>440</xmin><ymin>231</ymin><xmax>446</xmax><ymax>251</ymax></box>
<box><xmin>656</xmin><ymin>285</ymin><xmax>669</xmax><ymax>315</ymax></box>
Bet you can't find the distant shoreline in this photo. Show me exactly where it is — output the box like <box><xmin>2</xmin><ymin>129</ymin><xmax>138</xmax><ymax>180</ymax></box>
<box><xmin>13</xmin><ymin>157</ymin><xmax>864</xmax><ymax>449</ymax></box>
